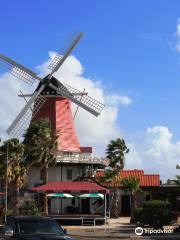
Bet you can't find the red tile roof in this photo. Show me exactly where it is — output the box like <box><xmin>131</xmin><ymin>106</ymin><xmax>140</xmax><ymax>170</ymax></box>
<box><xmin>96</xmin><ymin>169</ymin><xmax>160</xmax><ymax>187</ymax></box>
<box><xmin>96</xmin><ymin>169</ymin><xmax>144</xmax><ymax>177</ymax></box>
<box><xmin>139</xmin><ymin>175</ymin><xmax>160</xmax><ymax>187</ymax></box>
<box><xmin>30</xmin><ymin>181</ymin><xmax>109</xmax><ymax>194</ymax></box>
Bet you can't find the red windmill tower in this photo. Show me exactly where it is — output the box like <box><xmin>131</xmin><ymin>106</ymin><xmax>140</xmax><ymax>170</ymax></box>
<box><xmin>32</xmin><ymin>77</ymin><xmax>88</xmax><ymax>154</ymax></box>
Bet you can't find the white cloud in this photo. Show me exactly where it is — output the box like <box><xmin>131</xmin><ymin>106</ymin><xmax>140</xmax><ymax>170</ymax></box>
<box><xmin>126</xmin><ymin>142</ymin><xmax>143</xmax><ymax>169</ymax></box>
<box><xmin>0</xmin><ymin>52</ymin><xmax>132</xmax><ymax>156</ymax></box>
<box><xmin>125</xmin><ymin>126</ymin><xmax>180</xmax><ymax>181</ymax></box>
<box><xmin>106</xmin><ymin>94</ymin><xmax>133</xmax><ymax>106</ymax></box>
<box><xmin>0</xmin><ymin>72</ymin><xmax>34</xmax><ymax>140</ymax></box>
<box><xmin>175</xmin><ymin>18</ymin><xmax>180</xmax><ymax>52</ymax></box>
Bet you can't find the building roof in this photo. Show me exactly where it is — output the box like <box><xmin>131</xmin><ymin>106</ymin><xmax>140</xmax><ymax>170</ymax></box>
<box><xmin>96</xmin><ymin>169</ymin><xmax>144</xmax><ymax>177</ymax></box>
<box><xmin>96</xmin><ymin>169</ymin><xmax>160</xmax><ymax>187</ymax></box>
<box><xmin>80</xmin><ymin>147</ymin><xmax>92</xmax><ymax>153</ymax></box>
<box><xmin>30</xmin><ymin>181</ymin><xmax>109</xmax><ymax>194</ymax></box>
<box><xmin>138</xmin><ymin>175</ymin><xmax>160</xmax><ymax>187</ymax></box>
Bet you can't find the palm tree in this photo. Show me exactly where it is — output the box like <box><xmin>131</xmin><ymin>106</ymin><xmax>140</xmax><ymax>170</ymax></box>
<box><xmin>24</xmin><ymin>118</ymin><xmax>58</xmax><ymax>215</ymax></box>
<box><xmin>0</xmin><ymin>138</ymin><xmax>6</xmax><ymax>203</ymax></box>
<box><xmin>106</xmin><ymin>138</ymin><xmax>129</xmax><ymax>170</ymax></box>
<box><xmin>0</xmin><ymin>138</ymin><xmax>26</xmax><ymax>215</ymax></box>
<box><xmin>121</xmin><ymin>176</ymin><xmax>141</xmax><ymax>217</ymax></box>
<box><xmin>0</xmin><ymin>138</ymin><xmax>5</xmax><ymax>177</ymax></box>
<box><xmin>104</xmin><ymin>138</ymin><xmax>129</xmax><ymax>218</ymax></box>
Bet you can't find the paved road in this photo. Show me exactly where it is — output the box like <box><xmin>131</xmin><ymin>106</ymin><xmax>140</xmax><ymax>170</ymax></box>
<box><xmin>64</xmin><ymin>217</ymin><xmax>180</xmax><ymax>239</ymax></box>
<box><xmin>68</xmin><ymin>226</ymin><xmax>180</xmax><ymax>240</ymax></box>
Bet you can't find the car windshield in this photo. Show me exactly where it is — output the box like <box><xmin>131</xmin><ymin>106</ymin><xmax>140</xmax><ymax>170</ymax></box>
<box><xmin>18</xmin><ymin>219</ymin><xmax>65</xmax><ymax>236</ymax></box>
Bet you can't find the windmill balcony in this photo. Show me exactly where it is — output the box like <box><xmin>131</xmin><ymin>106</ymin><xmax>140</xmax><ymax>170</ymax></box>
<box><xmin>57</xmin><ymin>152</ymin><xmax>109</xmax><ymax>166</ymax></box>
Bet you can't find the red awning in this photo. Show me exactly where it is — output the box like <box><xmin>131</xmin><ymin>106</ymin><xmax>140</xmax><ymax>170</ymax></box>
<box><xmin>0</xmin><ymin>192</ymin><xmax>5</xmax><ymax>195</ymax></box>
<box><xmin>30</xmin><ymin>181</ymin><xmax>109</xmax><ymax>194</ymax></box>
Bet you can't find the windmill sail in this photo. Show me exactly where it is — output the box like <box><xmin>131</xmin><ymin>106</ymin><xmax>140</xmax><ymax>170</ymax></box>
<box><xmin>48</xmin><ymin>54</ymin><xmax>62</xmax><ymax>71</ymax></box>
<box><xmin>49</xmin><ymin>82</ymin><xmax>104</xmax><ymax>116</ymax></box>
<box><xmin>48</xmin><ymin>32</ymin><xmax>83</xmax><ymax>78</ymax></box>
<box><xmin>3</xmin><ymin>31</ymin><xmax>105</xmax><ymax>137</ymax></box>
<box><xmin>7</xmin><ymin>84</ymin><xmax>46</xmax><ymax>137</ymax></box>
<box><xmin>0</xmin><ymin>54</ymin><xmax>42</xmax><ymax>85</ymax></box>
<box><xmin>63</xmin><ymin>83</ymin><xmax>104</xmax><ymax>114</ymax></box>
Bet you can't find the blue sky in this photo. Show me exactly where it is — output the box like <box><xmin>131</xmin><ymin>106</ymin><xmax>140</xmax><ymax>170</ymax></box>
<box><xmin>1</xmin><ymin>0</ymin><xmax>180</xmax><ymax>180</ymax></box>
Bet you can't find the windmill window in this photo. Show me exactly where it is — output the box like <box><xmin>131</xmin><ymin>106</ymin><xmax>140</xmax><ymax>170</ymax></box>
<box><xmin>67</xmin><ymin>169</ymin><xmax>73</xmax><ymax>180</ymax></box>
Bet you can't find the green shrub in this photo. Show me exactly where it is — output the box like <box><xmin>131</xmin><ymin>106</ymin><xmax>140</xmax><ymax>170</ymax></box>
<box><xmin>142</xmin><ymin>200</ymin><xmax>171</xmax><ymax>228</ymax></box>
<box><xmin>133</xmin><ymin>208</ymin><xmax>144</xmax><ymax>224</ymax></box>
<box><xmin>20</xmin><ymin>200</ymin><xmax>43</xmax><ymax>216</ymax></box>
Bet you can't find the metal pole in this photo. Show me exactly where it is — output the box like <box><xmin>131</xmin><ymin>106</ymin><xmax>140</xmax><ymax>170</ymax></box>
<box><xmin>5</xmin><ymin>142</ymin><xmax>8</xmax><ymax>222</ymax></box>
<box><xmin>104</xmin><ymin>193</ymin><xmax>107</xmax><ymax>229</ymax></box>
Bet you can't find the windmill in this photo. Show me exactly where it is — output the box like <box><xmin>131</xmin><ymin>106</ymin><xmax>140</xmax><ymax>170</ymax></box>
<box><xmin>0</xmin><ymin>32</ymin><xmax>104</xmax><ymax>138</ymax></box>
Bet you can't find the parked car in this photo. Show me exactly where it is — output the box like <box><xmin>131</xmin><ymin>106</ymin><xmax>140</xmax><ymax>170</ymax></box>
<box><xmin>0</xmin><ymin>216</ymin><xmax>75</xmax><ymax>240</ymax></box>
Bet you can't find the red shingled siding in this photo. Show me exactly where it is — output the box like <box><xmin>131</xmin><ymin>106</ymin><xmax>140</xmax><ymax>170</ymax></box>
<box><xmin>32</xmin><ymin>97</ymin><xmax>81</xmax><ymax>152</ymax></box>
<box><xmin>55</xmin><ymin>99</ymin><xmax>81</xmax><ymax>152</ymax></box>
<box><xmin>32</xmin><ymin>98</ymin><xmax>92</xmax><ymax>153</ymax></box>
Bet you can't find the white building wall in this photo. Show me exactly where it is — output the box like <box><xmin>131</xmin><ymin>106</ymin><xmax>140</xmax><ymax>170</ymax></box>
<box><xmin>28</xmin><ymin>165</ymin><xmax>86</xmax><ymax>189</ymax></box>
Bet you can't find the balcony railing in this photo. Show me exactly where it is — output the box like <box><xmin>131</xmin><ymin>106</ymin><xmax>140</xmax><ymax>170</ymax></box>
<box><xmin>56</xmin><ymin>154</ymin><xmax>109</xmax><ymax>166</ymax></box>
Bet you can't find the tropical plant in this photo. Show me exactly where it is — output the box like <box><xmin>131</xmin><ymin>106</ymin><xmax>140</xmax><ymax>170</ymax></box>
<box><xmin>0</xmin><ymin>138</ymin><xmax>26</xmax><ymax>215</ymax></box>
<box><xmin>106</xmin><ymin>138</ymin><xmax>129</xmax><ymax>170</ymax></box>
<box><xmin>23</xmin><ymin>118</ymin><xmax>58</xmax><ymax>215</ymax></box>
<box><xmin>0</xmin><ymin>138</ymin><xmax>5</xmax><ymax>185</ymax></box>
<box><xmin>121</xmin><ymin>176</ymin><xmax>141</xmax><ymax>217</ymax></box>
<box><xmin>104</xmin><ymin>138</ymin><xmax>129</xmax><ymax>218</ymax></box>
<box><xmin>21</xmin><ymin>199</ymin><xmax>43</xmax><ymax>216</ymax></box>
